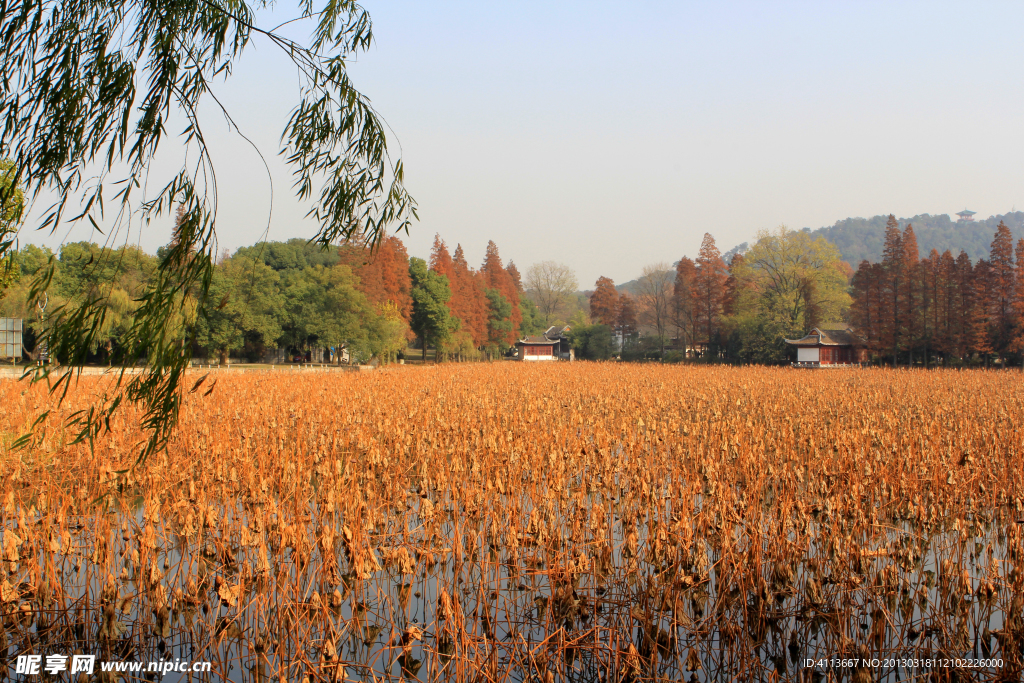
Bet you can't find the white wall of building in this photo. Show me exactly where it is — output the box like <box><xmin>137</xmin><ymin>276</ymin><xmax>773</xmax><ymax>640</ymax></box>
<box><xmin>797</xmin><ymin>347</ymin><xmax>819</xmax><ymax>363</ymax></box>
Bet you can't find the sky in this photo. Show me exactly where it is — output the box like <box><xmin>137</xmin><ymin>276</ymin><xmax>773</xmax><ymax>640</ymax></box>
<box><xmin>17</xmin><ymin>0</ymin><xmax>1024</xmax><ymax>287</ymax></box>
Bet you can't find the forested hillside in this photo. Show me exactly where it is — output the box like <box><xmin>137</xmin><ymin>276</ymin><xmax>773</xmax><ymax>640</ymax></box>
<box><xmin>796</xmin><ymin>212</ymin><xmax>1024</xmax><ymax>265</ymax></box>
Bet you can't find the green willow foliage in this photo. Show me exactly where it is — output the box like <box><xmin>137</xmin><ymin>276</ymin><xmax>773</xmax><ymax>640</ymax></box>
<box><xmin>0</xmin><ymin>0</ymin><xmax>416</xmax><ymax>461</ymax></box>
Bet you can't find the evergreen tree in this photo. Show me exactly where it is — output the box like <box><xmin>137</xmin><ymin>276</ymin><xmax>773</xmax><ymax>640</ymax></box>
<box><xmin>409</xmin><ymin>257</ymin><xmax>454</xmax><ymax>362</ymax></box>
<box><xmin>480</xmin><ymin>241</ymin><xmax>521</xmax><ymax>345</ymax></box>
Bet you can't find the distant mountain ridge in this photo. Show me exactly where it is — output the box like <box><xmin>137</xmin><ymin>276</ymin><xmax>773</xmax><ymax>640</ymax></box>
<box><xmin>789</xmin><ymin>211</ymin><xmax>1024</xmax><ymax>265</ymax></box>
<box><xmin>609</xmin><ymin>211</ymin><xmax>1023</xmax><ymax>298</ymax></box>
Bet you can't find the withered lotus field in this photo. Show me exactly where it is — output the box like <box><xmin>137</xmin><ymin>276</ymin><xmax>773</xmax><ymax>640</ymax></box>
<box><xmin>0</xmin><ymin>364</ymin><xmax>1022</xmax><ymax>682</ymax></box>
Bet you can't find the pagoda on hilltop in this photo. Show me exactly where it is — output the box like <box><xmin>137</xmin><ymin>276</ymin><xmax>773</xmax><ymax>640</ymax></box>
<box><xmin>956</xmin><ymin>209</ymin><xmax>976</xmax><ymax>222</ymax></box>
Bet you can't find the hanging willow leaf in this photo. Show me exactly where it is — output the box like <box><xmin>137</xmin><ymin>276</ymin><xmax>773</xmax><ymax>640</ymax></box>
<box><xmin>0</xmin><ymin>0</ymin><xmax>416</xmax><ymax>461</ymax></box>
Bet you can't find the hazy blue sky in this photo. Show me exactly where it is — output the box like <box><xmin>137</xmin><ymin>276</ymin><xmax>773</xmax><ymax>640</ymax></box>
<box><xmin>21</xmin><ymin>0</ymin><xmax>1024</xmax><ymax>286</ymax></box>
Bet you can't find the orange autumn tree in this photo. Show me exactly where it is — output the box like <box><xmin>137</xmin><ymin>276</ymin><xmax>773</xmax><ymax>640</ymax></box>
<box><xmin>673</xmin><ymin>257</ymin><xmax>699</xmax><ymax>354</ymax></box>
<box><xmin>589</xmin><ymin>276</ymin><xmax>620</xmax><ymax>327</ymax></box>
<box><xmin>340</xmin><ymin>235</ymin><xmax>414</xmax><ymax>325</ymax></box>
<box><xmin>430</xmin><ymin>236</ymin><xmax>487</xmax><ymax>360</ymax></box>
<box><xmin>850</xmin><ymin>260</ymin><xmax>885</xmax><ymax>356</ymax></box>
<box><xmin>1011</xmin><ymin>237</ymin><xmax>1024</xmax><ymax>365</ymax></box>
<box><xmin>506</xmin><ymin>262</ymin><xmax>523</xmax><ymax>294</ymax></box>
<box><xmin>900</xmin><ymin>224</ymin><xmax>922</xmax><ymax>365</ymax></box>
<box><xmin>480</xmin><ymin>241</ymin><xmax>521</xmax><ymax>347</ymax></box>
<box><xmin>988</xmin><ymin>221</ymin><xmax>1016</xmax><ymax>359</ymax></box>
<box><xmin>453</xmin><ymin>244</ymin><xmax>490</xmax><ymax>347</ymax></box>
<box><xmin>429</xmin><ymin>234</ymin><xmax>455</xmax><ymax>282</ymax></box>
<box><xmin>694</xmin><ymin>233</ymin><xmax>727</xmax><ymax>347</ymax></box>
<box><xmin>878</xmin><ymin>215</ymin><xmax>904</xmax><ymax>365</ymax></box>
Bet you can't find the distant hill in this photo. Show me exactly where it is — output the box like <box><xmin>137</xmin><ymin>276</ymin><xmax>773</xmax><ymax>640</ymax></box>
<box><xmin>616</xmin><ymin>278</ymin><xmax>643</xmax><ymax>296</ymax></box>
<box><xmin>791</xmin><ymin>211</ymin><xmax>1024</xmax><ymax>265</ymax></box>
<box><xmin>609</xmin><ymin>212</ymin><xmax>1023</xmax><ymax>299</ymax></box>
<box><xmin>616</xmin><ymin>271</ymin><xmax>672</xmax><ymax>297</ymax></box>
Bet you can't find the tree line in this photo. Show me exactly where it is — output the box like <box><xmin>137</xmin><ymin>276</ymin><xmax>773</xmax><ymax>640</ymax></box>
<box><xmin>0</xmin><ymin>229</ymin><xmax>545</xmax><ymax>365</ymax></box>
<box><xmin>578</xmin><ymin>228</ymin><xmax>851</xmax><ymax>362</ymax></box>
<box><xmin>849</xmin><ymin>215</ymin><xmax>1024</xmax><ymax>367</ymax></box>
<box><xmin>7</xmin><ymin>215</ymin><xmax>1022</xmax><ymax>368</ymax></box>
<box><xmin>573</xmin><ymin>217</ymin><xmax>1024</xmax><ymax>368</ymax></box>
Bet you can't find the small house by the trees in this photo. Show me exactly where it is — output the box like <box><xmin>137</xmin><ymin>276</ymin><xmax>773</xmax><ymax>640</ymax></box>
<box><xmin>515</xmin><ymin>325</ymin><xmax>573</xmax><ymax>361</ymax></box>
<box><xmin>785</xmin><ymin>326</ymin><xmax>866</xmax><ymax>367</ymax></box>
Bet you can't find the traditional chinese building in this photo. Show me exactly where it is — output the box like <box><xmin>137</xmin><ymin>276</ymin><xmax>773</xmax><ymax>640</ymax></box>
<box><xmin>784</xmin><ymin>326</ymin><xmax>866</xmax><ymax>367</ymax></box>
<box><xmin>515</xmin><ymin>325</ymin><xmax>573</xmax><ymax>361</ymax></box>
<box><xmin>956</xmin><ymin>209</ymin><xmax>976</xmax><ymax>222</ymax></box>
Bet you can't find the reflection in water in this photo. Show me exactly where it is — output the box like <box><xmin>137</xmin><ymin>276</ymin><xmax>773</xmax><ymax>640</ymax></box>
<box><xmin>2</xmin><ymin>479</ymin><xmax>1019</xmax><ymax>682</ymax></box>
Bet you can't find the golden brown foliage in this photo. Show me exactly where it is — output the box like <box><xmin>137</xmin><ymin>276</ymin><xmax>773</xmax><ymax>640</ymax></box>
<box><xmin>0</xmin><ymin>364</ymin><xmax>1022</xmax><ymax>681</ymax></box>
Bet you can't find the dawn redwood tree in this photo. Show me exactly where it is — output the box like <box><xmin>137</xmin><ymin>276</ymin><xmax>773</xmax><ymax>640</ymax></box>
<box><xmin>0</xmin><ymin>0</ymin><xmax>416</xmax><ymax>458</ymax></box>
<box><xmin>936</xmin><ymin>250</ymin><xmax>958</xmax><ymax>363</ymax></box>
<box><xmin>952</xmin><ymin>251</ymin><xmax>975</xmax><ymax>362</ymax></box>
<box><xmin>673</xmin><ymin>257</ymin><xmax>699</xmax><ymax>356</ymax></box>
<box><xmin>971</xmin><ymin>259</ymin><xmax>994</xmax><ymax>366</ymax></box>
<box><xmin>879</xmin><ymin>215</ymin><xmax>903</xmax><ymax>365</ymax></box>
<box><xmin>428</xmin><ymin>236</ymin><xmax>471</xmax><ymax>358</ymax></box>
<box><xmin>506</xmin><ymin>262</ymin><xmax>524</xmax><ymax>294</ymax></box>
<box><xmin>900</xmin><ymin>225</ymin><xmax>921</xmax><ymax>365</ymax></box>
<box><xmin>850</xmin><ymin>260</ymin><xmax>885</xmax><ymax>356</ymax></box>
<box><xmin>452</xmin><ymin>245</ymin><xmax>489</xmax><ymax>347</ymax></box>
<box><xmin>921</xmin><ymin>249</ymin><xmax>943</xmax><ymax>366</ymax></box>
<box><xmin>695</xmin><ymin>233</ymin><xmax>728</xmax><ymax>349</ymax></box>
<box><xmin>480</xmin><ymin>241</ymin><xmax>521</xmax><ymax>346</ymax></box>
<box><xmin>589</xmin><ymin>277</ymin><xmax>620</xmax><ymax>327</ymax></box>
<box><xmin>430</xmin><ymin>235</ymin><xmax>455</xmax><ymax>283</ymax></box>
<box><xmin>340</xmin><ymin>236</ymin><xmax>413</xmax><ymax>324</ymax></box>
<box><xmin>1011</xmin><ymin>238</ymin><xmax>1024</xmax><ymax>367</ymax></box>
<box><xmin>616</xmin><ymin>292</ymin><xmax>638</xmax><ymax>340</ymax></box>
<box><xmin>989</xmin><ymin>221</ymin><xmax>1016</xmax><ymax>360</ymax></box>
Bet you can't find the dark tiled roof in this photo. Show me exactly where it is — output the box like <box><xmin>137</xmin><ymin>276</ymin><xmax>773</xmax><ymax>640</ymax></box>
<box><xmin>817</xmin><ymin>328</ymin><xmax>862</xmax><ymax>345</ymax></box>
<box><xmin>785</xmin><ymin>334</ymin><xmax>821</xmax><ymax>347</ymax></box>
<box><xmin>517</xmin><ymin>336</ymin><xmax>557</xmax><ymax>345</ymax></box>
<box><xmin>785</xmin><ymin>327</ymin><xmax>864</xmax><ymax>346</ymax></box>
